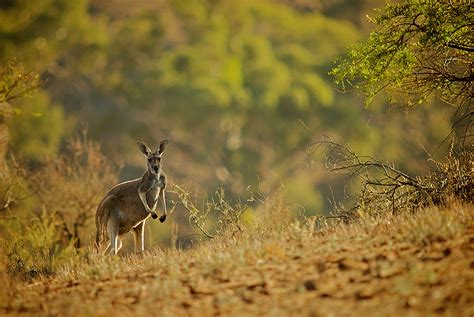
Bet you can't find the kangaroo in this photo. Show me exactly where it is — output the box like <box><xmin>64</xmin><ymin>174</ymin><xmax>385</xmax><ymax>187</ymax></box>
<box><xmin>95</xmin><ymin>140</ymin><xmax>170</xmax><ymax>255</ymax></box>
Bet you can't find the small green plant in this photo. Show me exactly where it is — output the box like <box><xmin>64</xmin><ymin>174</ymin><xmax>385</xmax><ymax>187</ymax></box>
<box><xmin>1</xmin><ymin>210</ymin><xmax>78</xmax><ymax>281</ymax></box>
<box><xmin>0</xmin><ymin>59</ymin><xmax>40</xmax><ymax>106</ymax></box>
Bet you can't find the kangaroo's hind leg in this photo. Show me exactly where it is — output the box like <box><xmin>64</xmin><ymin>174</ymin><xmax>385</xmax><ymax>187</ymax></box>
<box><xmin>131</xmin><ymin>221</ymin><xmax>146</xmax><ymax>254</ymax></box>
<box><xmin>117</xmin><ymin>239</ymin><xmax>123</xmax><ymax>252</ymax></box>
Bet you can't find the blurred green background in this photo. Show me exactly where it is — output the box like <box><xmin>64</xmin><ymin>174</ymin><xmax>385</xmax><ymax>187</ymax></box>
<box><xmin>1</xmin><ymin>0</ymin><xmax>451</xmax><ymax>246</ymax></box>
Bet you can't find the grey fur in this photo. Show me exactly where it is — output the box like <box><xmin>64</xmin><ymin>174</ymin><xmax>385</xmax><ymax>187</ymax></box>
<box><xmin>95</xmin><ymin>140</ymin><xmax>169</xmax><ymax>255</ymax></box>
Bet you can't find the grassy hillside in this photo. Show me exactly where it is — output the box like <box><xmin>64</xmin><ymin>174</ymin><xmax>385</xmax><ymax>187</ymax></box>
<box><xmin>1</xmin><ymin>201</ymin><xmax>473</xmax><ymax>316</ymax></box>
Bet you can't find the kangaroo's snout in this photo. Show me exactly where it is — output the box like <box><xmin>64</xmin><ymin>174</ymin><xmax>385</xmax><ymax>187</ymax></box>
<box><xmin>151</xmin><ymin>213</ymin><xmax>158</xmax><ymax>219</ymax></box>
<box><xmin>153</xmin><ymin>166</ymin><xmax>159</xmax><ymax>173</ymax></box>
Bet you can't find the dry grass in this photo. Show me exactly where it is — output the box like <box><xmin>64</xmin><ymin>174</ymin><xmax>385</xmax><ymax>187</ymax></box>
<box><xmin>1</xmin><ymin>200</ymin><xmax>473</xmax><ymax>316</ymax></box>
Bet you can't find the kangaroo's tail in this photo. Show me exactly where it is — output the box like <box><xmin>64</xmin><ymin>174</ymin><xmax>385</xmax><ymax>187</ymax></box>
<box><xmin>94</xmin><ymin>207</ymin><xmax>102</xmax><ymax>252</ymax></box>
<box><xmin>95</xmin><ymin>199</ymin><xmax>111</xmax><ymax>252</ymax></box>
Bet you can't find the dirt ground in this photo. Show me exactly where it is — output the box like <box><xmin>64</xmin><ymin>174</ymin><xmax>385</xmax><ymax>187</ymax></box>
<box><xmin>3</xmin><ymin>204</ymin><xmax>474</xmax><ymax>316</ymax></box>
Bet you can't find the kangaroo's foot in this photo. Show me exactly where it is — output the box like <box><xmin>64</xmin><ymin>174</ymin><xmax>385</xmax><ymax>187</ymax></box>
<box><xmin>159</xmin><ymin>215</ymin><xmax>166</xmax><ymax>223</ymax></box>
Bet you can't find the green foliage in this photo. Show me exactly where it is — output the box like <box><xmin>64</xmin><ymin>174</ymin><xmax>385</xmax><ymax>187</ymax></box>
<box><xmin>7</xmin><ymin>90</ymin><xmax>64</xmax><ymax>162</ymax></box>
<box><xmin>44</xmin><ymin>0</ymin><xmax>365</xmax><ymax>210</ymax></box>
<box><xmin>0</xmin><ymin>0</ymin><xmax>106</xmax><ymax>72</ymax></box>
<box><xmin>0</xmin><ymin>60</ymin><xmax>40</xmax><ymax>106</ymax></box>
<box><xmin>0</xmin><ymin>60</ymin><xmax>42</xmax><ymax>163</ymax></box>
<box><xmin>330</xmin><ymin>0</ymin><xmax>473</xmax><ymax>106</ymax></box>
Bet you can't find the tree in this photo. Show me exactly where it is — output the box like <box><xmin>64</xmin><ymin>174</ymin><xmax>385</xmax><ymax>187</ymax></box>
<box><xmin>0</xmin><ymin>61</ymin><xmax>41</xmax><ymax>217</ymax></box>
<box><xmin>0</xmin><ymin>60</ymin><xmax>40</xmax><ymax>161</ymax></box>
<box><xmin>330</xmin><ymin>0</ymin><xmax>473</xmax><ymax>142</ymax></box>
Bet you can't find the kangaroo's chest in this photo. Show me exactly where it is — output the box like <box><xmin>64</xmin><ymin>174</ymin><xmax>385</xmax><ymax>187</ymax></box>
<box><xmin>146</xmin><ymin>179</ymin><xmax>161</xmax><ymax>201</ymax></box>
<box><xmin>146</xmin><ymin>188</ymin><xmax>159</xmax><ymax>204</ymax></box>
<box><xmin>146</xmin><ymin>177</ymin><xmax>165</xmax><ymax>201</ymax></box>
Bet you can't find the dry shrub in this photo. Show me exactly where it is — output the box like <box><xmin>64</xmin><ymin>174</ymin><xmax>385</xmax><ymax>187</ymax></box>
<box><xmin>30</xmin><ymin>132</ymin><xmax>119</xmax><ymax>248</ymax></box>
<box><xmin>1</xmin><ymin>210</ymin><xmax>78</xmax><ymax>281</ymax></box>
<box><xmin>171</xmin><ymin>184</ymin><xmax>246</xmax><ymax>239</ymax></box>
<box><xmin>0</xmin><ymin>133</ymin><xmax>119</xmax><ymax>280</ymax></box>
<box><xmin>252</xmin><ymin>187</ymin><xmax>294</xmax><ymax>236</ymax></box>
<box><xmin>421</xmin><ymin>150</ymin><xmax>473</xmax><ymax>205</ymax></box>
<box><xmin>0</xmin><ymin>158</ymin><xmax>30</xmax><ymax>213</ymax></box>
<box><xmin>171</xmin><ymin>183</ymin><xmax>296</xmax><ymax>243</ymax></box>
<box><xmin>307</xmin><ymin>140</ymin><xmax>473</xmax><ymax>219</ymax></box>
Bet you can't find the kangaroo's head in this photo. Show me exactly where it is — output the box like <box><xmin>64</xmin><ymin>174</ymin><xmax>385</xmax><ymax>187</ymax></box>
<box><xmin>137</xmin><ymin>140</ymin><xmax>169</xmax><ymax>175</ymax></box>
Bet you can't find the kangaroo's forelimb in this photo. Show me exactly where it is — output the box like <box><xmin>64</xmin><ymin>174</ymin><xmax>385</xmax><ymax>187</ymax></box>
<box><xmin>138</xmin><ymin>189</ymin><xmax>152</xmax><ymax>212</ymax></box>
<box><xmin>159</xmin><ymin>188</ymin><xmax>167</xmax><ymax>223</ymax></box>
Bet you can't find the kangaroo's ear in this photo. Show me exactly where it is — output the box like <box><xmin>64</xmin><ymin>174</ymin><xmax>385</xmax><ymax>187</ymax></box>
<box><xmin>137</xmin><ymin>141</ymin><xmax>151</xmax><ymax>156</ymax></box>
<box><xmin>157</xmin><ymin>140</ymin><xmax>169</xmax><ymax>154</ymax></box>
